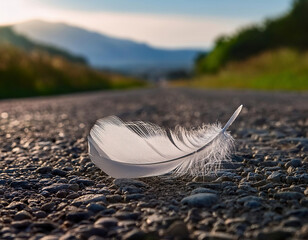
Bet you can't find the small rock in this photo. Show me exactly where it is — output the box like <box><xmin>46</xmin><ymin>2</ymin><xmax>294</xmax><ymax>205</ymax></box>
<box><xmin>123</xmin><ymin>228</ymin><xmax>146</xmax><ymax>240</ymax></box>
<box><xmin>51</xmin><ymin>169</ymin><xmax>67</xmax><ymax>177</ymax></box>
<box><xmin>267</xmin><ymin>172</ymin><xmax>282</xmax><ymax>182</ymax></box>
<box><xmin>42</xmin><ymin>183</ymin><xmax>71</xmax><ymax>193</ymax></box>
<box><xmin>11</xmin><ymin>180</ymin><xmax>30</xmax><ymax>189</ymax></box>
<box><xmin>87</xmin><ymin>203</ymin><xmax>106</xmax><ymax>213</ymax></box>
<box><xmin>244</xmin><ymin>200</ymin><xmax>261</xmax><ymax>208</ymax></box>
<box><xmin>32</xmin><ymin>221</ymin><xmax>57</xmax><ymax>231</ymax></box>
<box><xmin>14</xmin><ymin>210</ymin><xmax>32</xmax><ymax>221</ymax></box>
<box><xmin>286</xmin><ymin>208</ymin><xmax>308</xmax><ymax>218</ymax></box>
<box><xmin>191</xmin><ymin>187</ymin><xmax>218</xmax><ymax>195</ymax></box>
<box><xmin>77</xmin><ymin>227</ymin><xmax>107</xmax><ymax>239</ymax></box>
<box><xmin>41</xmin><ymin>202</ymin><xmax>55</xmax><ymax>212</ymax></box>
<box><xmin>12</xmin><ymin>220</ymin><xmax>32</xmax><ymax>229</ymax></box>
<box><xmin>94</xmin><ymin>217</ymin><xmax>118</xmax><ymax>228</ymax></box>
<box><xmin>285</xmin><ymin>159</ymin><xmax>302</xmax><ymax>168</ymax></box>
<box><xmin>181</xmin><ymin>193</ymin><xmax>218</xmax><ymax>208</ymax></box>
<box><xmin>36</xmin><ymin>166</ymin><xmax>52</xmax><ymax>174</ymax></box>
<box><xmin>198</xmin><ymin>232</ymin><xmax>236</xmax><ymax>240</ymax></box>
<box><xmin>274</xmin><ymin>192</ymin><xmax>304</xmax><ymax>200</ymax></box>
<box><xmin>281</xmin><ymin>217</ymin><xmax>302</xmax><ymax>228</ymax></box>
<box><xmin>113</xmin><ymin>211</ymin><xmax>140</xmax><ymax>220</ymax></box>
<box><xmin>34</xmin><ymin>211</ymin><xmax>47</xmax><ymax>219</ymax></box>
<box><xmin>120</xmin><ymin>185</ymin><xmax>143</xmax><ymax>194</ymax></box>
<box><xmin>257</xmin><ymin>228</ymin><xmax>293</xmax><ymax>240</ymax></box>
<box><xmin>66</xmin><ymin>211</ymin><xmax>90</xmax><ymax>222</ymax></box>
<box><xmin>165</xmin><ymin>221</ymin><xmax>189</xmax><ymax>240</ymax></box>
<box><xmin>113</xmin><ymin>178</ymin><xmax>147</xmax><ymax>188</ymax></box>
<box><xmin>125</xmin><ymin>194</ymin><xmax>145</xmax><ymax>201</ymax></box>
<box><xmin>6</xmin><ymin>202</ymin><xmax>26</xmax><ymax>210</ymax></box>
<box><xmin>72</xmin><ymin>194</ymin><xmax>106</xmax><ymax>206</ymax></box>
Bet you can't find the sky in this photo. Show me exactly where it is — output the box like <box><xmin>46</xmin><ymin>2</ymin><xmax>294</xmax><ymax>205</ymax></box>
<box><xmin>0</xmin><ymin>0</ymin><xmax>293</xmax><ymax>49</ymax></box>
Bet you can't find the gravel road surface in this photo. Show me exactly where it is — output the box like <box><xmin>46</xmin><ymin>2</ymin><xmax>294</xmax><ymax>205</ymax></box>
<box><xmin>0</xmin><ymin>88</ymin><xmax>307</xmax><ymax>240</ymax></box>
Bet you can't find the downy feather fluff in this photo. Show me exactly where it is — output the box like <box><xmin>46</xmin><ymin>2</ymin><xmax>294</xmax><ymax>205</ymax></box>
<box><xmin>88</xmin><ymin>105</ymin><xmax>242</xmax><ymax>178</ymax></box>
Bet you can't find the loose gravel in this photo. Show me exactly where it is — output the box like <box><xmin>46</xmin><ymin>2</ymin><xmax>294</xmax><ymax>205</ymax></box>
<box><xmin>0</xmin><ymin>88</ymin><xmax>307</xmax><ymax>240</ymax></box>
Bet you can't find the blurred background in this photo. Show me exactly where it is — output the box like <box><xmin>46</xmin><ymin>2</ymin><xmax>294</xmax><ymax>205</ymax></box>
<box><xmin>0</xmin><ymin>0</ymin><xmax>307</xmax><ymax>98</ymax></box>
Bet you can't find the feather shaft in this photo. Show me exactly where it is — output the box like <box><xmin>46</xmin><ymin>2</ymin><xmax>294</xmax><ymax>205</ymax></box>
<box><xmin>88</xmin><ymin>105</ymin><xmax>242</xmax><ymax>178</ymax></box>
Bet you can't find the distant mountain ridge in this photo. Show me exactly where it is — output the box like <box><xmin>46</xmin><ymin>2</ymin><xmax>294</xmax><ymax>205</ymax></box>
<box><xmin>13</xmin><ymin>20</ymin><xmax>200</xmax><ymax>70</ymax></box>
<box><xmin>0</xmin><ymin>26</ymin><xmax>86</xmax><ymax>64</ymax></box>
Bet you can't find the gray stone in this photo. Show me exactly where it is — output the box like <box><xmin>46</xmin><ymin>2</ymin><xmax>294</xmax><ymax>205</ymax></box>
<box><xmin>14</xmin><ymin>210</ymin><xmax>32</xmax><ymax>221</ymax></box>
<box><xmin>87</xmin><ymin>203</ymin><xmax>106</xmax><ymax>213</ymax></box>
<box><xmin>51</xmin><ymin>169</ymin><xmax>67</xmax><ymax>177</ymax></box>
<box><xmin>181</xmin><ymin>193</ymin><xmax>218</xmax><ymax>208</ymax></box>
<box><xmin>72</xmin><ymin>194</ymin><xmax>106</xmax><ymax>206</ymax></box>
<box><xmin>267</xmin><ymin>172</ymin><xmax>282</xmax><ymax>182</ymax></box>
<box><xmin>286</xmin><ymin>208</ymin><xmax>308</xmax><ymax>218</ymax></box>
<box><xmin>257</xmin><ymin>228</ymin><xmax>293</xmax><ymax>240</ymax></box>
<box><xmin>41</xmin><ymin>202</ymin><xmax>55</xmax><ymax>212</ymax></box>
<box><xmin>123</xmin><ymin>229</ymin><xmax>146</xmax><ymax>240</ymax></box>
<box><xmin>198</xmin><ymin>232</ymin><xmax>237</xmax><ymax>240</ymax></box>
<box><xmin>36</xmin><ymin>166</ymin><xmax>52</xmax><ymax>174</ymax></box>
<box><xmin>124</xmin><ymin>194</ymin><xmax>145</xmax><ymax>201</ymax></box>
<box><xmin>285</xmin><ymin>159</ymin><xmax>302</xmax><ymax>168</ymax></box>
<box><xmin>191</xmin><ymin>187</ymin><xmax>218</xmax><ymax>195</ymax></box>
<box><xmin>113</xmin><ymin>178</ymin><xmax>147</xmax><ymax>188</ymax></box>
<box><xmin>42</xmin><ymin>183</ymin><xmax>71</xmax><ymax>193</ymax></box>
<box><xmin>244</xmin><ymin>200</ymin><xmax>262</xmax><ymax>208</ymax></box>
<box><xmin>165</xmin><ymin>221</ymin><xmax>189</xmax><ymax>240</ymax></box>
<box><xmin>66</xmin><ymin>211</ymin><xmax>90</xmax><ymax>222</ymax></box>
<box><xmin>113</xmin><ymin>211</ymin><xmax>140</xmax><ymax>220</ymax></box>
<box><xmin>274</xmin><ymin>192</ymin><xmax>304</xmax><ymax>200</ymax></box>
<box><xmin>94</xmin><ymin>217</ymin><xmax>118</xmax><ymax>228</ymax></box>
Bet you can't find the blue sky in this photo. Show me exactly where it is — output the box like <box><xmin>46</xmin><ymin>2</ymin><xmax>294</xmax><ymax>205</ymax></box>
<box><xmin>38</xmin><ymin>0</ymin><xmax>292</xmax><ymax>19</ymax></box>
<box><xmin>0</xmin><ymin>0</ymin><xmax>293</xmax><ymax>49</ymax></box>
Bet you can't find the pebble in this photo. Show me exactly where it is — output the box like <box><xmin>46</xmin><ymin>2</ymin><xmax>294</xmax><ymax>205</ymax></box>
<box><xmin>42</xmin><ymin>183</ymin><xmax>72</xmax><ymax>193</ymax></box>
<box><xmin>125</xmin><ymin>194</ymin><xmax>145</xmax><ymax>201</ymax></box>
<box><xmin>36</xmin><ymin>166</ymin><xmax>52</xmax><ymax>174</ymax></box>
<box><xmin>94</xmin><ymin>217</ymin><xmax>118</xmax><ymax>228</ymax></box>
<box><xmin>285</xmin><ymin>159</ymin><xmax>302</xmax><ymax>168</ymax></box>
<box><xmin>181</xmin><ymin>193</ymin><xmax>219</xmax><ymax>208</ymax></box>
<box><xmin>14</xmin><ymin>210</ymin><xmax>32</xmax><ymax>221</ymax></box>
<box><xmin>122</xmin><ymin>229</ymin><xmax>146</xmax><ymax>240</ymax></box>
<box><xmin>66</xmin><ymin>211</ymin><xmax>90</xmax><ymax>222</ymax></box>
<box><xmin>267</xmin><ymin>172</ymin><xmax>282</xmax><ymax>182</ymax></box>
<box><xmin>72</xmin><ymin>194</ymin><xmax>106</xmax><ymax>206</ymax></box>
<box><xmin>191</xmin><ymin>187</ymin><xmax>218</xmax><ymax>194</ymax></box>
<box><xmin>274</xmin><ymin>192</ymin><xmax>304</xmax><ymax>200</ymax></box>
<box><xmin>164</xmin><ymin>221</ymin><xmax>189</xmax><ymax>240</ymax></box>
<box><xmin>87</xmin><ymin>203</ymin><xmax>106</xmax><ymax>213</ymax></box>
<box><xmin>1</xmin><ymin>89</ymin><xmax>307</xmax><ymax>240</ymax></box>
<box><xmin>113</xmin><ymin>178</ymin><xmax>147</xmax><ymax>188</ymax></box>
<box><xmin>256</xmin><ymin>228</ymin><xmax>293</xmax><ymax>240</ymax></box>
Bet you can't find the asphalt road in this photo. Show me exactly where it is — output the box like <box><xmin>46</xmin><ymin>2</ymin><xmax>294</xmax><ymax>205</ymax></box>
<box><xmin>0</xmin><ymin>88</ymin><xmax>307</xmax><ymax>240</ymax></box>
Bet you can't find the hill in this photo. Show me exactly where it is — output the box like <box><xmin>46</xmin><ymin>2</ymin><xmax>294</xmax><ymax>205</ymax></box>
<box><xmin>175</xmin><ymin>48</ymin><xmax>308</xmax><ymax>91</ymax></box>
<box><xmin>0</xmin><ymin>26</ymin><xmax>86</xmax><ymax>64</ymax></box>
<box><xmin>0</xmin><ymin>27</ymin><xmax>145</xmax><ymax>98</ymax></box>
<box><xmin>195</xmin><ymin>0</ymin><xmax>308</xmax><ymax>73</ymax></box>
<box><xmin>13</xmin><ymin>20</ymin><xmax>199</xmax><ymax>71</ymax></box>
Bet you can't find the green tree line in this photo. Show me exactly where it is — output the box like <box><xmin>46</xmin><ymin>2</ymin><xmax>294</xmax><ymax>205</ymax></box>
<box><xmin>195</xmin><ymin>0</ymin><xmax>308</xmax><ymax>73</ymax></box>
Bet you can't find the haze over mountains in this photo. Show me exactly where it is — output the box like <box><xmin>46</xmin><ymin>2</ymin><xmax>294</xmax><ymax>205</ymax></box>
<box><xmin>13</xmin><ymin>20</ymin><xmax>200</xmax><ymax>72</ymax></box>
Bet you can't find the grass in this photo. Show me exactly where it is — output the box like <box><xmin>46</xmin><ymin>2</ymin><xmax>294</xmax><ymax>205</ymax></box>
<box><xmin>0</xmin><ymin>45</ymin><xmax>146</xmax><ymax>98</ymax></box>
<box><xmin>174</xmin><ymin>48</ymin><xmax>308</xmax><ymax>91</ymax></box>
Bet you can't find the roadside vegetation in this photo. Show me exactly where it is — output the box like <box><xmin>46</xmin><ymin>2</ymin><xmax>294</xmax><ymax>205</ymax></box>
<box><xmin>176</xmin><ymin>0</ymin><xmax>308</xmax><ymax>91</ymax></box>
<box><xmin>0</xmin><ymin>27</ymin><xmax>145</xmax><ymax>99</ymax></box>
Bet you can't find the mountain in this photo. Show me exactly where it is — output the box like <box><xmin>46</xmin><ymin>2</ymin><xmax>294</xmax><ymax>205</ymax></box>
<box><xmin>0</xmin><ymin>26</ymin><xmax>86</xmax><ymax>64</ymax></box>
<box><xmin>0</xmin><ymin>26</ymin><xmax>145</xmax><ymax>98</ymax></box>
<box><xmin>13</xmin><ymin>20</ymin><xmax>199</xmax><ymax>71</ymax></box>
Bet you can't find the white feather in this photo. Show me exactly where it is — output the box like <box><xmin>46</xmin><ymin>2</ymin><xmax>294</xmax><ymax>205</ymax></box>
<box><xmin>88</xmin><ymin>105</ymin><xmax>242</xmax><ymax>178</ymax></box>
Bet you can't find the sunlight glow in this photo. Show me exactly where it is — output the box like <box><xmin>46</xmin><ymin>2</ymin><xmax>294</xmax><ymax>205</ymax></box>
<box><xmin>0</xmin><ymin>0</ymin><xmax>247</xmax><ymax>48</ymax></box>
